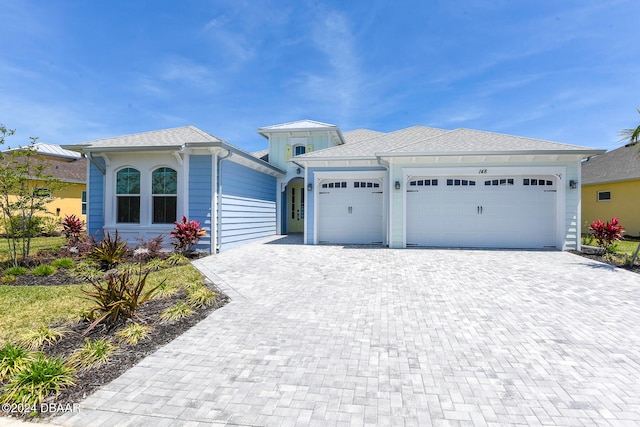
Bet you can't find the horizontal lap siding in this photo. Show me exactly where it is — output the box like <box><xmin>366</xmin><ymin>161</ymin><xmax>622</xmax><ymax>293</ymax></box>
<box><xmin>88</xmin><ymin>159</ymin><xmax>105</xmax><ymax>240</ymax></box>
<box><xmin>220</xmin><ymin>160</ymin><xmax>276</xmax><ymax>251</ymax></box>
<box><xmin>188</xmin><ymin>155</ymin><xmax>213</xmax><ymax>252</ymax></box>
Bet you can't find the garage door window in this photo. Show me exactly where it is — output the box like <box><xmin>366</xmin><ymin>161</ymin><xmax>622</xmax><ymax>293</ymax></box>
<box><xmin>321</xmin><ymin>181</ymin><xmax>347</xmax><ymax>188</ymax></box>
<box><xmin>409</xmin><ymin>179</ymin><xmax>438</xmax><ymax>186</ymax></box>
<box><xmin>354</xmin><ymin>181</ymin><xmax>380</xmax><ymax>188</ymax></box>
<box><xmin>446</xmin><ymin>179</ymin><xmax>476</xmax><ymax>186</ymax></box>
<box><xmin>484</xmin><ymin>178</ymin><xmax>514</xmax><ymax>186</ymax></box>
<box><xmin>523</xmin><ymin>178</ymin><xmax>553</xmax><ymax>186</ymax></box>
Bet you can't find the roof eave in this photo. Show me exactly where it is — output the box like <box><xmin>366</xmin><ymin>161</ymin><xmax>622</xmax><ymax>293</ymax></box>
<box><xmin>376</xmin><ymin>149</ymin><xmax>606</xmax><ymax>157</ymax></box>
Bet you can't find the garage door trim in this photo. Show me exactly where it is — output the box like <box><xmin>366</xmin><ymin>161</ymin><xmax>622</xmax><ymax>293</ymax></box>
<box><xmin>401</xmin><ymin>166</ymin><xmax>567</xmax><ymax>249</ymax></box>
<box><xmin>313</xmin><ymin>170</ymin><xmax>387</xmax><ymax>245</ymax></box>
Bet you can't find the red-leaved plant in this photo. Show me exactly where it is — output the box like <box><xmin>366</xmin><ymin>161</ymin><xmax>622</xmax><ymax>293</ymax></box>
<box><xmin>61</xmin><ymin>214</ymin><xmax>85</xmax><ymax>246</ymax></box>
<box><xmin>171</xmin><ymin>216</ymin><xmax>206</xmax><ymax>254</ymax></box>
<box><xmin>589</xmin><ymin>217</ymin><xmax>624</xmax><ymax>250</ymax></box>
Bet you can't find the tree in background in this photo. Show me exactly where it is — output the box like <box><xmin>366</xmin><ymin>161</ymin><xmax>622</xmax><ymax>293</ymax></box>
<box><xmin>619</xmin><ymin>109</ymin><xmax>640</xmax><ymax>265</ymax></box>
<box><xmin>0</xmin><ymin>125</ymin><xmax>64</xmax><ymax>266</ymax></box>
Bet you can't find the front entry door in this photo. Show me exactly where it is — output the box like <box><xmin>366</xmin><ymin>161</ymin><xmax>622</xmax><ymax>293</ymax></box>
<box><xmin>288</xmin><ymin>182</ymin><xmax>304</xmax><ymax>233</ymax></box>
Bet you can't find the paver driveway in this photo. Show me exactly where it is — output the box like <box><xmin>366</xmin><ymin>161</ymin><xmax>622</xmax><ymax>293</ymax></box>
<box><xmin>57</xmin><ymin>236</ymin><xmax>640</xmax><ymax>426</ymax></box>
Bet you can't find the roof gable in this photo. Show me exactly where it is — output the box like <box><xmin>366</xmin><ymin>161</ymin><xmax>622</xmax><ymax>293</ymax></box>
<box><xmin>582</xmin><ymin>143</ymin><xmax>640</xmax><ymax>184</ymax></box>
<box><xmin>257</xmin><ymin>120</ymin><xmax>337</xmax><ymax>131</ymax></box>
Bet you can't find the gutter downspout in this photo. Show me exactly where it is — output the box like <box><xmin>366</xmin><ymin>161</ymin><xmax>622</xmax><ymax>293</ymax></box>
<box><xmin>215</xmin><ymin>149</ymin><xmax>232</xmax><ymax>253</ymax></box>
<box><xmin>376</xmin><ymin>155</ymin><xmax>391</xmax><ymax>247</ymax></box>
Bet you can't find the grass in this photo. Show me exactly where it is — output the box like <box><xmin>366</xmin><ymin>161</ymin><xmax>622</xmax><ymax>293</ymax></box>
<box><xmin>0</xmin><ymin>264</ymin><xmax>204</xmax><ymax>344</ymax></box>
<box><xmin>114</xmin><ymin>323</ymin><xmax>152</xmax><ymax>346</ymax></box>
<box><xmin>0</xmin><ymin>236</ymin><xmax>66</xmax><ymax>262</ymax></box>
<box><xmin>68</xmin><ymin>338</ymin><xmax>117</xmax><ymax>370</ymax></box>
<box><xmin>611</xmin><ymin>239</ymin><xmax>640</xmax><ymax>256</ymax></box>
<box><xmin>160</xmin><ymin>301</ymin><xmax>194</xmax><ymax>321</ymax></box>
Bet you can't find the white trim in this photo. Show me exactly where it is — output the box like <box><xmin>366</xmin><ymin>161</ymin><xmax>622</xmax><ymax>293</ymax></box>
<box><xmin>313</xmin><ymin>170</ymin><xmax>387</xmax><ymax>245</ymax></box>
<box><xmin>597</xmin><ymin>190</ymin><xmax>612</xmax><ymax>202</ymax></box>
<box><xmin>303</xmin><ymin>167</ymin><xmax>308</xmax><ymax>244</ymax></box>
<box><xmin>401</xmin><ymin>166</ymin><xmax>567</xmax><ymax>249</ymax></box>
<box><xmin>275</xmin><ymin>179</ymin><xmax>283</xmax><ymax>235</ymax></box>
<box><xmin>182</xmin><ymin>155</ymin><xmax>190</xmax><ymax>220</ymax></box>
<box><xmin>212</xmin><ymin>152</ymin><xmax>218</xmax><ymax>253</ymax></box>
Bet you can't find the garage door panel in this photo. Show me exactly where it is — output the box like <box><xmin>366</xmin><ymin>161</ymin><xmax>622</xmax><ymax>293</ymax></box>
<box><xmin>406</xmin><ymin>175</ymin><xmax>557</xmax><ymax>248</ymax></box>
<box><xmin>318</xmin><ymin>179</ymin><xmax>384</xmax><ymax>244</ymax></box>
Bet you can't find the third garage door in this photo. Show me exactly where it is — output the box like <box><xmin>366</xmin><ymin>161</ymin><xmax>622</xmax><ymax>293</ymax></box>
<box><xmin>406</xmin><ymin>176</ymin><xmax>557</xmax><ymax>248</ymax></box>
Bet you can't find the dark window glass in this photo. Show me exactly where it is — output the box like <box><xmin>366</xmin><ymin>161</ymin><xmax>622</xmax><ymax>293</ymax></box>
<box><xmin>117</xmin><ymin>196</ymin><xmax>140</xmax><ymax>223</ymax></box>
<box><xmin>470</xmin><ymin>181</ymin><xmax>475</xmax><ymax>186</ymax></box>
<box><xmin>531</xmin><ymin>179</ymin><xmax>538</xmax><ymax>185</ymax></box>
<box><xmin>294</xmin><ymin>145</ymin><xmax>306</xmax><ymax>156</ymax></box>
<box><xmin>508</xmin><ymin>179</ymin><xmax>514</xmax><ymax>185</ymax></box>
<box><xmin>152</xmin><ymin>168</ymin><xmax>177</xmax><ymax>194</ymax></box>
<box><xmin>153</xmin><ymin>196</ymin><xmax>177</xmax><ymax>224</ymax></box>
<box><xmin>447</xmin><ymin>179</ymin><xmax>453</xmax><ymax>186</ymax></box>
<box><xmin>341</xmin><ymin>182</ymin><xmax>347</xmax><ymax>188</ymax></box>
<box><xmin>485</xmin><ymin>180</ymin><xmax>491</xmax><ymax>186</ymax></box>
<box><xmin>117</xmin><ymin>168</ymin><xmax>140</xmax><ymax>194</ymax></box>
<box><xmin>598</xmin><ymin>191</ymin><xmax>611</xmax><ymax>201</ymax></box>
<box><xmin>432</xmin><ymin>179</ymin><xmax>438</xmax><ymax>186</ymax></box>
<box><xmin>523</xmin><ymin>179</ymin><xmax>530</xmax><ymax>185</ymax></box>
<box><xmin>546</xmin><ymin>180</ymin><xmax>553</xmax><ymax>186</ymax></box>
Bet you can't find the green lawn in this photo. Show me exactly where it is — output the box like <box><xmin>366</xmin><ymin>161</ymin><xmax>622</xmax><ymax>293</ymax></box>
<box><xmin>613</xmin><ymin>239</ymin><xmax>640</xmax><ymax>256</ymax></box>
<box><xmin>0</xmin><ymin>235</ymin><xmax>66</xmax><ymax>264</ymax></box>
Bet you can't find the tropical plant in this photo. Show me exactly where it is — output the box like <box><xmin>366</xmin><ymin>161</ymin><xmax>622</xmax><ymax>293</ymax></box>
<box><xmin>170</xmin><ymin>216</ymin><xmax>206</xmax><ymax>254</ymax></box>
<box><xmin>0</xmin><ymin>343</ymin><xmax>35</xmax><ymax>381</ymax></box>
<box><xmin>88</xmin><ymin>232</ymin><xmax>128</xmax><ymax>270</ymax></box>
<box><xmin>152</xmin><ymin>281</ymin><xmax>180</xmax><ymax>299</ymax></box>
<box><xmin>31</xmin><ymin>264</ymin><xmax>57</xmax><ymax>277</ymax></box>
<box><xmin>82</xmin><ymin>266</ymin><xmax>163</xmax><ymax>335</ymax></box>
<box><xmin>0</xmin><ymin>354</ymin><xmax>75</xmax><ymax>407</ymax></box>
<box><xmin>18</xmin><ymin>326</ymin><xmax>66</xmax><ymax>350</ymax></box>
<box><xmin>61</xmin><ymin>214</ymin><xmax>85</xmax><ymax>246</ymax></box>
<box><xmin>186</xmin><ymin>286</ymin><xmax>217</xmax><ymax>308</ymax></box>
<box><xmin>1</xmin><ymin>274</ymin><xmax>16</xmax><ymax>284</ymax></box>
<box><xmin>70</xmin><ymin>259</ymin><xmax>102</xmax><ymax>281</ymax></box>
<box><xmin>160</xmin><ymin>301</ymin><xmax>194</xmax><ymax>321</ymax></box>
<box><xmin>134</xmin><ymin>235</ymin><xmax>164</xmax><ymax>260</ymax></box>
<box><xmin>114</xmin><ymin>323</ymin><xmax>152</xmax><ymax>346</ymax></box>
<box><xmin>165</xmin><ymin>253</ymin><xmax>189</xmax><ymax>266</ymax></box>
<box><xmin>589</xmin><ymin>217</ymin><xmax>624</xmax><ymax>250</ymax></box>
<box><xmin>67</xmin><ymin>338</ymin><xmax>116</xmax><ymax>370</ymax></box>
<box><xmin>40</xmin><ymin>216</ymin><xmax>60</xmax><ymax>236</ymax></box>
<box><xmin>51</xmin><ymin>257</ymin><xmax>74</xmax><ymax>269</ymax></box>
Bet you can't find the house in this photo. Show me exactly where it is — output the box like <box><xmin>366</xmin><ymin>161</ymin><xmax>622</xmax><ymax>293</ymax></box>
<box><xmin>581</xmin><ymin>142</ymin><xmax>640</xmax><ymax>237</ymax></box>
<box><xmin>2</xmin><ymin>143</ymin><xmax>87</xmax><ymax>221</ymax></box>
<box><xmin>65</xmin><ymin>120</ymin><xmax>603</xmax><ymax>252</ymax></box>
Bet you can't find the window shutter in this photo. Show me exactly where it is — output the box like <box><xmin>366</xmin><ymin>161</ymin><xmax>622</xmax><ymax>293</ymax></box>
<box><xmin>307</xmin><ymin>144</ymin><xmax>313</xmax><ymax>153</ymax></box>
<box><xmin>285</xmin><ymin>145</ymin><xmax>292</xmax><ymax>161</ymax></box>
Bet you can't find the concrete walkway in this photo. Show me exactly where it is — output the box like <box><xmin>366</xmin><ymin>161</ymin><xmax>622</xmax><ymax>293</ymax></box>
<box><xmin>55</xmin><ymin>236</ymin><xmax>640</xmax><ymax>426</ymax></box>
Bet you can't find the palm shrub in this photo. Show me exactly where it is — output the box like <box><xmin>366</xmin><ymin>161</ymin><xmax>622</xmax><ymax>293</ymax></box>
<box><xmin>82</xmin><ymin>266</ymin><xmax>164</xmax><ymax>335</ymax></box>
<box><xmin>0</xmin><ymin>354</ymin><xmax>75</xmax><ymax>407</ymax></box>
<box><xmin>170</xmin><ymin>216</ymin><xmax>206</xmax><ymax>254</ymax></box>
<box><xmin>89</xmin><ymin>232</ymin><xmax>128</xmax><ymax>271</ymax></box>
<box><xmin>589</xmin><ymin>217</ymin><xmax>624</xmax><ymax>250</ymax></box>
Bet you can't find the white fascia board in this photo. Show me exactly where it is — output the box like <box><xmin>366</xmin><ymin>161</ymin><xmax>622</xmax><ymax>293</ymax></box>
<box><xmin>378</xmin><ymin>149</ymin><xmax>605</xmax><ymax>157</ymax></box>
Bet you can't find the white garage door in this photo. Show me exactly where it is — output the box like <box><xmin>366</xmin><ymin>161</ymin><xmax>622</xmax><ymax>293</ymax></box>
<box><xmin>318</xmin><ymin>179</ymin><xmax>384</xmax><ymax>244</ymax></box>
<box><xmin>406</xmin><ymin>176</ymin><xmax>557</xmax><ymax>248</ymax></box>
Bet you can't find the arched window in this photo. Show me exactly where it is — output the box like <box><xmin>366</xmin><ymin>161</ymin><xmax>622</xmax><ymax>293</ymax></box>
<box><xmin>152</xmin><ymin>167</ymin><xmax>177</xmax><ymax>224</ymax></box>
<box><xmin>116</xmin><ymin>168</ymin><xmax>140</xmax><ymax>223</ymax></box>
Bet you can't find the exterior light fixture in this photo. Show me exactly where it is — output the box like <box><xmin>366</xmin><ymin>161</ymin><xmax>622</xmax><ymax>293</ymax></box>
<box><xmin>395</xmin><ymin>181</ymin><xmax>401</xmax><ymax>190</ymax></box>
<box><xmin>296</xmin><ymin>167</ymin><xmax>301</xmax><ymax>175</ymax></box>
<box><xmin>307</xmin><ymin>183</ymin><xmax>313</xmax><ymax>191</ymax></box>
<box><xmin>569</xmin><ymin>180</ymin><xmax>578</xmax><ymax>189</ymax></box>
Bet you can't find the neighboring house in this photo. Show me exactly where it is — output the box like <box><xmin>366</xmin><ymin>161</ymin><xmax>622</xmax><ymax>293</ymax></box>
<box><xmin>581</xmin><ymin>142</ymin><xmax>640</xmax><ymax>236</ymax></box>
<box><xmin>65</xmin><ymin>120</ymin><xmax>603</xmax><ymax>252</ymax></box>
<box><xmin>2</xmin><ymin>143</ymin><xmax>87</xmax><ymax>221</ymax></box>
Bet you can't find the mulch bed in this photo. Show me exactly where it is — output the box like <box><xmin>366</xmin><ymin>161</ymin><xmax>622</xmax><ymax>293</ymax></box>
<box><xmin>1</xmin><ymin>263</ymin><xmax>229</xmax><ymax>421</ymax></box>
<box><xmin>570</xmin><ymin>250</ymin><xmax>640</xmax><ymax>274</ymax></box>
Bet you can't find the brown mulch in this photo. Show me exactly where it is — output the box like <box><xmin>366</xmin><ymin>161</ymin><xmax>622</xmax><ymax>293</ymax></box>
<box><xmin>5</xmin><ymin>270</ymin><xmax>85</xmax><ymax>287</ymax></box>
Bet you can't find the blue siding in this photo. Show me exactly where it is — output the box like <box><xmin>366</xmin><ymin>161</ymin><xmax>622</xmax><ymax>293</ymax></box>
<box><xmin>188</xmin><ymin>155</ymin><xmax>213</xmax><ymax>252</ymax></box>
<box><xmin>220</xmin><ymin>160</ymin><xmax>277</xmax><ymax>251</ymax></box>
<box><xmin>88</xmin><ymin>158</ymin><xmax>105</xmax><ymax>240</ymax></box>
<box><xmin>307</xmin><ymin>166</ymin><xmax>386</xmax><ymax>244</ymax></box>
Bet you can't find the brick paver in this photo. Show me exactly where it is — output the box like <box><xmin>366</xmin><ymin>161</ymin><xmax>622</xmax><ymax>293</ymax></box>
<box><xmin>54</xmin><ymin>236</ymin><xmax>640</xmax><ymax>426</ymax></box>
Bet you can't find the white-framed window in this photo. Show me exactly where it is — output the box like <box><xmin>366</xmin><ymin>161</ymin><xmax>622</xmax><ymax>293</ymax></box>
<box><xmin>116</xmin><ymin>168</ymin><xmax>141</xmax><ymax>223</ymax></box>
<box><xmin>446</xmin><ymin>179</ymin><xmax>476</xmax><ymax>186</ymax></box>
<box><xmin>81</xmin><ymin>190</ymin><xmax>87</xmax><ymax>215</ymax></box>
<box><xmin>597</xmin><ymin>191</ymin><xmax>611</xmax><ymax>202</ymax></box>
<box><xmin>409</xmin><ymin>179</ymin><xmax>438</xmax><ymax>186</ymax></box>
<box><xmin>152</xmin><ymin>167</ymin><xmax>178</xmax><ymax>224</ymax></box>
<box><xmin>294</xmin><ymin>145</ymin><xmax>306</xmax><ymax>156</ymax></box>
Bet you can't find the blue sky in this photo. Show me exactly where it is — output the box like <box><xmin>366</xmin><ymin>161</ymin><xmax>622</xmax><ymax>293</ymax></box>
<box><xmin>1</xmin><ymin>0</ymin><xmax>639</xmax><ymax>152</ymax></box>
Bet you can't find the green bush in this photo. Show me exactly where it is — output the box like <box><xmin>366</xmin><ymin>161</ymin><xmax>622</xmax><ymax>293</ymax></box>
<box><xmin>186</xmin><ymin>286</ymin><xmax>217</xmax><ymax>308</ymax></box>
<box><xmin>114</xmin><ymin>323</ymin><xmax>151</xmax><ymax>346</ymax></box>
<box><xmin>68</xmin><ymin>338</ymin><xmax>116</xmax><ymax>370</ymax></box>
<box><xmin>31</xmin><ymin>265</ymin><xmax>57</xmax><ymax>277</ymax></box>
<box><xmin>3</xmin><ymin>215</ymin><xmax>44</xmax><ymax>238</ymax></box>
<box><xmin>51</xmin><ymin>257</ymin><xmax>74</xmax><ymax>269</ymax></box>
<box><xmin>1</xmin><ymin>275</ymin><xmax>16</xmax><ymax>284</ymax></box>
<box><xmin>160</xmin><ymin>301</ymin><xmax>194</xmax><ymax>322</ymax></box>
<box><xmin>0</xmin><ymin>343</ymin><xmax>35</xmax><ymax>381</ymax></box>
<box><xmin>18</xmin><ymin>326</ymin><xmax>66</xmax><ymax>351</ymax></box>
<box><xmin>0</xmin><ymin>354</ymin><xmax>75</xmax><ymax>407</ymax></box>
<box><xmin>4</xmin><ymin>266</ymin><xmax>28</xmax><ymax>276</ymax></box>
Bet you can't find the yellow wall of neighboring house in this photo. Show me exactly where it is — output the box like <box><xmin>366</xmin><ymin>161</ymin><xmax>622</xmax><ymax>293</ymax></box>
<box><xmin>5</xmin><ymin>181</ymin><xmax>86</xmax><ymax>223</ymax></box>
<box><xmin>582</xmin><ymin>180</ymin><xmax>640</xmax><ymax>237</ymax></box>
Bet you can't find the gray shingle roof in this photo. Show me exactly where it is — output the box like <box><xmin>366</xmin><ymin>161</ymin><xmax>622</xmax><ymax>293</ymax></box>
<box><xmin>257</xmin><ymin>120</ymin><xmax>337</xmax><ymax>131</ymax></box>
<box><xmin>343</xmin><ymin>129</ymin><xmax>385</xmax><ymax>144</ymax></box>
<box><xmin>70</xmin><ymin>126</ymin><xmax>221</xmax><ymax>149</ymax></box>
<box><xmin>388</xmin><ymin>128</ymin><xmax>599</xmax><ymax>155</ymax></box>
<box><xmin>251</xmin><ymin>149</ymin><xmax>269</xmax><ymax>162</ymax></box>
<box><xmin>297</xmin><ymin>126</ymin><xmax>449</xmax><ymax>158</ymax></box>
<box><xmin>582</xmin><ymin>143</ymin><xmax>640</xmax><ymax>185</ymax></box>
